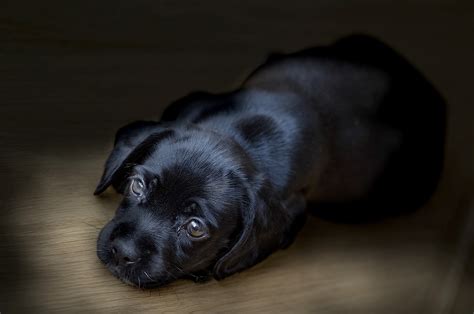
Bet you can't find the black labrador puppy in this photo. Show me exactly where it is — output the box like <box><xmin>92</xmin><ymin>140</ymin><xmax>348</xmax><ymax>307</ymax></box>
<box><xmin>95</xmin><ymin>35</ymin><xmax>445</xmax><ymax>288</ymax></box>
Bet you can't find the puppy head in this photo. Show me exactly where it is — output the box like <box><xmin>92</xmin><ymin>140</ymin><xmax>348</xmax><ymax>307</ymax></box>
<box><xmin>95</xmin><ymin>121</ymin><xmax>302</xmax><ymax>287</ymax></box>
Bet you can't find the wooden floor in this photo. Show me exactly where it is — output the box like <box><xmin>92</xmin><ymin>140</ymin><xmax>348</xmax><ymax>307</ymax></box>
<box><xmin>1</xmin><ymin>0</ymin><xmax>473</xmax><ymax>312</ymax></box>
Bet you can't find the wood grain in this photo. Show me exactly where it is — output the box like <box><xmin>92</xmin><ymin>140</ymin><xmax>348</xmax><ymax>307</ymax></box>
<box><xmin>0</xmin><ymin>0</ymin><xmax>473</xmax><ymax>312</ymax></box>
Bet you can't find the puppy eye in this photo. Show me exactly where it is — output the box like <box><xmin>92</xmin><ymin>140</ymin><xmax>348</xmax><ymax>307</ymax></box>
<box><xmin>185</xmin><ymin>218</ymin><xmax>208</xmax><ymax>239</ymax></box>
<box><xmin>130</xmin><ymin>178</ymin><xmax>145</xmax><ymax>197</ymax></box>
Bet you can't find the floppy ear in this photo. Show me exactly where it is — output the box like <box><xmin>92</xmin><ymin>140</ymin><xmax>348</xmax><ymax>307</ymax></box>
<box><xmin>94</xmin><ymin>120</ymin><xmax>163</xmax><ymax>195</ymax></box>
<box><xmin>213</xmin><ymin>176</ymin><xmax>306</xmax><ymax>280</ymax></box>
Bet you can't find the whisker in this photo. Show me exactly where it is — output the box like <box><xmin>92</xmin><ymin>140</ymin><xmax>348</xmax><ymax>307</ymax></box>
<box><xmin>162</xmin><ymin>268</ymin><xmax>179</xmax><ymax>280</ymax></box>
<box><xmin>144</xmin><ymin>271</ymin><xmax>154</xmax><ymax>281</ymax></box>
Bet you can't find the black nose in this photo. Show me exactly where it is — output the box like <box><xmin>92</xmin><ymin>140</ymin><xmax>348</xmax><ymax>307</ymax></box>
<box><xmin>111</xmin><ymin>238</ymin><xmax>141</xmax><ymax>266</ymax></box>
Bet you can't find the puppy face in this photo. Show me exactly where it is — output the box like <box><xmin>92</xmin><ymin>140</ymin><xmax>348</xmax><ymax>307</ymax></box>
<box><xmin>95</xmin><ymin>121</ymin><xmax>302</xmax><ymax>287</ymax></box>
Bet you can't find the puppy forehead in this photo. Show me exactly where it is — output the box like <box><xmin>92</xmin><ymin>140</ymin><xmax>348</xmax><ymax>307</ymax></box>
<box><xmin>140</xmin><ymin>135</ymin><xmax>231</xmax><ymax>181</ymax></box>
<box><xmin>134</xmin><ymin>132</ymin><xmax>244</xmax><ymax>209</ymax></box>
<box><xmin>148</xmin><ymin>129</ymin><xmax>237</xmax><ymax>162</ymax></box>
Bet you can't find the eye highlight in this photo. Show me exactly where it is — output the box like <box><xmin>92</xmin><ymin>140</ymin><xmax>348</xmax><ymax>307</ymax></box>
<box><xmin>130</xmin><ymin>178</ymin><xmax>145</xmax><ymax>197</ymax></box>
<box><xmin>185</xmin><ymin>218</ymin><xmax>208</xmax><ymax>239</ymax></box>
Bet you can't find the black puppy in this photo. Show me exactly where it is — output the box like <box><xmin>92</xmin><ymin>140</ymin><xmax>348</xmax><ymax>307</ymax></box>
<box><xmin>95</xmin><ymin>35</ymin><xmax>445</xmax><ymax>288</ymax></box>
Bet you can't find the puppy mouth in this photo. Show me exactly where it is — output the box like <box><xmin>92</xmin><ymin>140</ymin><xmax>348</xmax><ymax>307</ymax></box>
<box><xmin>104</xmin><ymin>261</ymin><xmax>170</xmax><ymax>288</ymax></box>
<box><xmin>98</xmin><ymin>248</ymin><xmax>172</xmax><ymax>288</ymax></box>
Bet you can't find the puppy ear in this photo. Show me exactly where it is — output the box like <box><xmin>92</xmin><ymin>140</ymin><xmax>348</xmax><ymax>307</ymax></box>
<box><xmin>213</xmin><ymin>176</ymin><xmax>305</xmax><ymax>280</ymax></box>
<box><xmin>94</xmin><ymin>120</ymin><xmax>163</xmax><ymax>195</ymax></box>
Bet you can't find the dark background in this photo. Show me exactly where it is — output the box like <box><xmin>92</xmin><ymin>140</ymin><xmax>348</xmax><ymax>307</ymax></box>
<box><xmin>0</xmin><ymin>0</ymin><xmax>473</xmax><ymax>312</ymax></box>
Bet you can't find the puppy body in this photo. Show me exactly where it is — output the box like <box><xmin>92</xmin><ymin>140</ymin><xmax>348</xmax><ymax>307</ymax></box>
<box><xmin>161</xmin><ymin>34</ymin><xmax>444</xmax><ymax>210</ymax></box>
<box><xmin>95</xmin><ymin>35</ymin><xmax>445</xmax><ymax>287</ymax></box>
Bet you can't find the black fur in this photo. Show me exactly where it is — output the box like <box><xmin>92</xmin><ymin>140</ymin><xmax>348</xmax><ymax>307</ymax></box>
<box><xmin>95</xmin><ymin>34</ymin><xmax>446</xmax><ymax>288</ymax></box>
